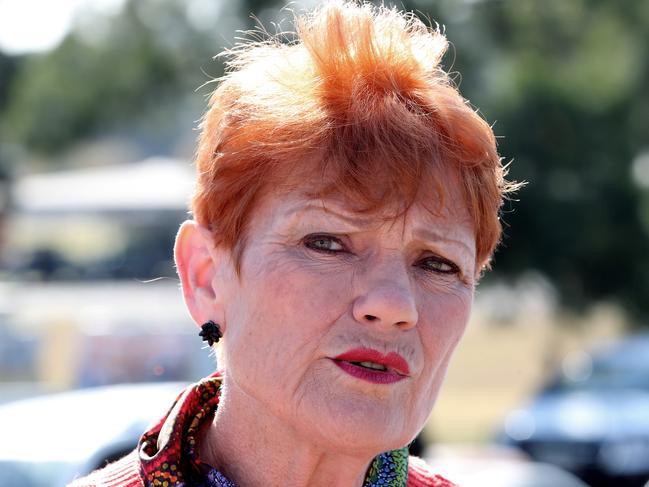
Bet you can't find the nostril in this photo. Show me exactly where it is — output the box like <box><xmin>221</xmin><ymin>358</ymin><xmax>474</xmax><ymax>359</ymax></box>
<box><xmin>364</xmin><ymin>314</ymin><xmax>378</xmax><ymax>322</ymax></box>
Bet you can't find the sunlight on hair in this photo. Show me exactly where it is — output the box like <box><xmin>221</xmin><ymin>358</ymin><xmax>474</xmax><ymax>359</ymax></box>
<box><xmin>192</xmin><ymin>0</ymin><xmax>519</xmax><ymax>272</ymax></box>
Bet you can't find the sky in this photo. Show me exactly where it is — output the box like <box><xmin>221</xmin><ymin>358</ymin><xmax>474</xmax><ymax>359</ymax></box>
<box><xmin>0</xmin><ymin>0</ymin><xmax>126</xmax><ymax>54</ymax></box>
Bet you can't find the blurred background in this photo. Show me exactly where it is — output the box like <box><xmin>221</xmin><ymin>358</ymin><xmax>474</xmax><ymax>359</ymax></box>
<box><xmin>0</xmin><ymin>0</ymin><xmax>648</xmax><ymax>486</ymax></box>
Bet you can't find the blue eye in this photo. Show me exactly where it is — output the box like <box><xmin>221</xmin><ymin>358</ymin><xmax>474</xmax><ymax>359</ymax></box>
<box><xmin>418</xmin><ymin>256</ymin><xmax>459</xmax><ymax>274</ymax></box>
<box><xmin>303</xmin><ymin>234</ymin><xmax>345</xmax><ymax>253</ymax></box>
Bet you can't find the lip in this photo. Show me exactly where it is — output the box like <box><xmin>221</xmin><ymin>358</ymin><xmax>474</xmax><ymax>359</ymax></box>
<box><xmin>331</xmin><ymin>347</ymin><xmax>410</xmax><ymax>384</ymax></box>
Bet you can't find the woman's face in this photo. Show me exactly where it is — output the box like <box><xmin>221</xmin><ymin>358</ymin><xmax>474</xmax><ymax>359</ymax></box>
<box><xmin>217</xmin><ymin>184</ymin><xmax>476</xmax><ymax>454</ymax></box>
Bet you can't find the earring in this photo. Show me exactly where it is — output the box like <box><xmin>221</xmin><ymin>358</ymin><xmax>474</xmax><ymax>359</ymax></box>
<box><xmin>199</xmin><ymin>320</ymin><xmax>223</xmax><ymax>346</ymax></box>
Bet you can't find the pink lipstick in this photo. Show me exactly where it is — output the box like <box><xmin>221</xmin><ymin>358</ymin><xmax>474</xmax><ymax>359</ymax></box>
<box><xmin>331</xmin><ymin>348</ymin><xmax>410</xmax><ymax>384</ymax></box>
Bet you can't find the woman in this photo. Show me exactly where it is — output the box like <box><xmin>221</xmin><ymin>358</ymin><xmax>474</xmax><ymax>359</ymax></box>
<box><xmin>71</xmin><ymin>1</ymin><xmax>516</xmax><ymax>486</ymax></box>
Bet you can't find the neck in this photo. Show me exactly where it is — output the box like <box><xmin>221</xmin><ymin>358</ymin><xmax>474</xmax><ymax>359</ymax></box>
<box><xmin>198</xmin><ymin>377</ymin><xmax>377</xmax><ymax>487</ymax></box>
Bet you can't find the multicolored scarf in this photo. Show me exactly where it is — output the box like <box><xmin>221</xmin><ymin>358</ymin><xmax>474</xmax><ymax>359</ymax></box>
<box><xmin>138</xmin><ymin>372</ymin><xmax>408</xmax><ymax>486</ymax></box>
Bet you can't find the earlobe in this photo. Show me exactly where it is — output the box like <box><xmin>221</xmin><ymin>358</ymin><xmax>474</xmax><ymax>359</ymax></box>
<box><xmin>174</xmin><ymin>220</ymin><xmax>226</xmax><ymax>328</ymax></box>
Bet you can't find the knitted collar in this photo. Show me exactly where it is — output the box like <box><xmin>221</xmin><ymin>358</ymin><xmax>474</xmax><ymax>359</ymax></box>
<box><xmin>138</xmin><ymin>372</ymin><xmax>408</xmax><ymax>486</ymax></box>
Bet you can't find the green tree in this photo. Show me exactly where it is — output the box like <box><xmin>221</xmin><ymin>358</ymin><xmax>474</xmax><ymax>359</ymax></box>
<box><xmin>2</xmin><ymin>0</ymin><xmax>223</xmax><ymax>154</ymax></box>
<box><xmin>410</xmin><ymin>0</ymin><xmax>649</xmax><ymax>319</ymax></box>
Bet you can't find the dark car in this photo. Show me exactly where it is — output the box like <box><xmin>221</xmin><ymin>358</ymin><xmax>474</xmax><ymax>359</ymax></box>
<box><xmin>499</xmin><ymin>334</ymin><xmax>649</xmax><ymax>487</ymax></box>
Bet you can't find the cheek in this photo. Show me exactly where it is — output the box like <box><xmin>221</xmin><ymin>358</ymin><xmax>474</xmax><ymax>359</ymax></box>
<box><xmin>224</xmin><ymin>253</ymin><xmax>356</xmax><ymax>411</ymax></box>
<box><xmin>403</xmin><ymin>289</ymin><xmax>472</xmax><ymax>431</ymax></box>
<box><xmin>424</xmin><ymin>283</ymin><xmax>472</xmax><ymax>337</ymax></box>
<box><xmin>230</xmin><ymin>251</ymin><xmax>352</xmax><ymax>366</ymax></box>
<box><xmin>418</xmin><ymin>288</ymin><xmax>472</xmax><ymax>392</ymax></box>
<box><xmin>262</xmin><ymin>255</ymin><xmax>349</xmax><ymax>325</ymax></box>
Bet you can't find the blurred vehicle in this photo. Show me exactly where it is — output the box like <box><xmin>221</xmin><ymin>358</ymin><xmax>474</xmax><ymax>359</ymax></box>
<box><xmin>0</xmin><ymin>158</ymin><xmax>214</xmax><ymax>389</ymax></box>
<box><xmin>5</xmin><ymin>157</ymin><xmax>191</xmax><ymax>283</ymax></box>
<box><xmin>499</xmin><ymin>333</ymin><xmax>649</xmax><ymax>487</ymax></box>
<box><xmin>0</xmin><ymin>381</ymin><xmax>185</xmax><ymax>487</ymax></box>
<box><xmin>462</xmin><ymin>462</ymin><xmax>589</xmax><ymax>487</ymax></box>
<box><xmin>427</xmin><ymin>444</ymin><xmax>588</xmax><ymax>487</ymax></box>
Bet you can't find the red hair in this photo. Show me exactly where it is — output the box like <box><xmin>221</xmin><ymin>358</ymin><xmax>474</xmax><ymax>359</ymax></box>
<box><xmin>192</xmin><ymin>0</ymin><xmax>517</xmax><ymax>271</ymax></box>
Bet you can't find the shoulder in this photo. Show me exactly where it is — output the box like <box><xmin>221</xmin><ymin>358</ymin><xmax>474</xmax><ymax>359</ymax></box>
<box><xmin>67</xmin><ymin>450</ymin><xmax>144</xmax><ymax>487</ymax></box>
<box><xmin>408</xmin><ymin>455</ymin><xmax>459</xmax><ymax>487</ymax></box>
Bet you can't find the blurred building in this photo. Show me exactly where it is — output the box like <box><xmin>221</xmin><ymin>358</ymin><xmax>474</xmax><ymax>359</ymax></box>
<box><xmin>0</xmin><ymin>158</ymin><xmax>214</xmax><ymax>395</ymax></box>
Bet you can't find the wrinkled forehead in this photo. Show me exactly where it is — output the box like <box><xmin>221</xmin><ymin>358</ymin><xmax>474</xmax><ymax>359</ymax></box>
<box><xmin>299</xmin><ymin>187</ymin><xmax>473</xmax><ymax>232</ymax></box>
<box><xmin>257</xmin><ymin>163</ymin><xmax>475</xmax><ymax>248</ymax></box>
<box><xmin>275</xmin><ymin>152</ymin><xmax>474</xmax><ymax>227</ymax></box>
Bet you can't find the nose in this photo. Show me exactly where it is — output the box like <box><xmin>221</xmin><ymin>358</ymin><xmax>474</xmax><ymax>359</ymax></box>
<box><xmin>352</xmin><ymin>262</ymin><xmax>418</xmax><ymax>330</ymax></box>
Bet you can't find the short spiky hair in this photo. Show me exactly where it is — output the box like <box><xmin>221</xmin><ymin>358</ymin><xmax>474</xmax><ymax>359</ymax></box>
<box><xmin>192</xmin><ymin>0</ymin><xmax>516</xmax><ymax>270</ymax></box>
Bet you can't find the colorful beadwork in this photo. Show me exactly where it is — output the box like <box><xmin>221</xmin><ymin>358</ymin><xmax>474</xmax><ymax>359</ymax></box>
<box><xmin>364</xmin><ymin>449</ymin><xmax>409</xmax><ymax>487</ymax></box>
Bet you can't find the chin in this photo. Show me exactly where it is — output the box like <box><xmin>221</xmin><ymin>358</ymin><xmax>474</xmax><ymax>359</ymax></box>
<box><xmin>299</xmin><ymin>389</ymin><xmax>417</xmax><ymax>454</ymax></box>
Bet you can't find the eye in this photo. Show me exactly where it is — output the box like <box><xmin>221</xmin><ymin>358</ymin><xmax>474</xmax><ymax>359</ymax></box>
<box><xmin>417</xmin><ymin>255</ymin><xmax>460</xmax><ymax>274</ymax></box>
<box><xmin>303</xmin><ymin>234</ymin><xmax>346</xmax><ymax>253</ymax></box>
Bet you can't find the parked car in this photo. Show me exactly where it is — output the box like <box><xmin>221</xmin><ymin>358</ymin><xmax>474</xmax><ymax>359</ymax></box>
<box><xmin>427</xmin><ymin>444</ymin><xmax>589</xmax><ymax>487</ymax></box>
<box><xmin>461</xmin><ymin>461</ymin><xmax>590</xmax><ymax>487</ymax></box>
<box><xmin>499</xmin><ymin>333</ymin><xmax>649</xmax><ymax>487</ymax></box>
<box><xmin>0</xmin><ymin>381</ymin><xmax>185</xmax><ymax>487</ymax></box>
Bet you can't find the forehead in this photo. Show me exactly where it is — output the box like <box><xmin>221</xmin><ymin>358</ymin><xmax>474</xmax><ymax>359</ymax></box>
<box><xmin>253</xmin><ymin>181</ymin><xmax>475</xmax><ymax>248</ymax></box>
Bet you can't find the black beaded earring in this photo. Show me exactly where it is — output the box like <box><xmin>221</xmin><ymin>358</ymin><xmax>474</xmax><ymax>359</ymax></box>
<box><xmin>199</xmin><ymin>320</ymin><xmax>223</xmax><ymax>346</ymax></box>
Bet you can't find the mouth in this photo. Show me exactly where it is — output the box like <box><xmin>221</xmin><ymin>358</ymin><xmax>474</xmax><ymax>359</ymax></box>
<box><xmin>330</xmin><ymin>348</ymin><xmax>410</xmax><ymax>384</ymax></box>
<box><xmin>350</xmin><ymin>361</ymin><xmax>389</xmax><ymax>371</ymax></box>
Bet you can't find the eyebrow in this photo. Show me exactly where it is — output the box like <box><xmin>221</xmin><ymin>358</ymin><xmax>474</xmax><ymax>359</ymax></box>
<box><xmin>286</xmin><ymin>202</ymin><xmax>374</xmax><ymax>228</ymax></box>
<box><xmin>310</xmin><ymin>203</ymin><xmax>377</xmax><ymax>226</ymax></box>
<box><xmin>291</xmin><ymin>202</ymin><xmax>475</xmax><ymax>254</ymax></box>
<box><xmin>412</xmin><ymin>228</ymin><xmax>475</xmax><ymax>255</ymax></box>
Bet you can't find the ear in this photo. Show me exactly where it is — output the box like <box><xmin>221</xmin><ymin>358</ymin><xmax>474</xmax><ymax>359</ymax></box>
<box><xmin>174</xmin><ymin>220</ymin><xmax>231</xmax><ymax>330</ymax></box>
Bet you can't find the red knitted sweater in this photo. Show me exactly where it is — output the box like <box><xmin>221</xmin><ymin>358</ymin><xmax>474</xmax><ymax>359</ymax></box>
<box><xmin>69</xmin><ymin>450</ymin><xmax>456</xmax><ymax>486</ymax></box>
